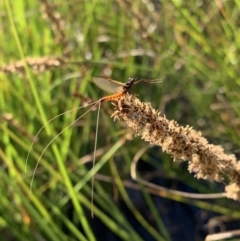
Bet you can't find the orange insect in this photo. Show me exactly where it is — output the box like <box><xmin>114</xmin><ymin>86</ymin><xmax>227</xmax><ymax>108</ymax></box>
<box><xmin>93</xmin><ymin>76</ymin><xmax>158</xmax><ymax>102</ymax></box>
<box><xmin>26</xmin><ymin>76</ymin><xmax>161</xmax><ymax>216</ymax></box>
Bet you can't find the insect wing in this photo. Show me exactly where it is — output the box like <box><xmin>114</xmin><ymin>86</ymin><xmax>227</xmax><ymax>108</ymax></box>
<box><xmin>93</xmin><ymin>77</ymin><xmax>124</xmax><ymax>93</ymax></box>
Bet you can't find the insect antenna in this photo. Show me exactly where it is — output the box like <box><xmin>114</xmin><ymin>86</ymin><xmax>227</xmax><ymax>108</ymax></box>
<box><xmin>91</xmin><ymin>101</ymin><xmax>101</xmax><ymax>217</ymax></box>
<box><xmin>27</xmin><ymin>100</ymin><xmax>100</xmax><ymax>192</ymax></box>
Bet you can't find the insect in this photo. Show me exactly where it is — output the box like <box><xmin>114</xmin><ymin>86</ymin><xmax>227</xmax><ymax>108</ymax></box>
<box><xmin>26</xmin><ymin>76</ymin><xmax>161</xmax><ymax>216</ymax></box>
<box><xmin>93</xmin><ymin>76</ymin><xmax>158</xmax><ymax>102</ymax></box>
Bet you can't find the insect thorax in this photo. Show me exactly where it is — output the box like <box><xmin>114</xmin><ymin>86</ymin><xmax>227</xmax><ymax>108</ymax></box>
<box><xmin>123</xmin><ymin>78</ymin><xmax>135</xmax><ymax>93</ymax></box>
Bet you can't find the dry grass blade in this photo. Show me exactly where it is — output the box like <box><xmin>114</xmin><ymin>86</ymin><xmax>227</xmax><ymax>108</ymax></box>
<box><xmin>1</xmin><ymin>112</ymin><xmax>37</xmax><ymax>142</ymax></box>
<box><xmin>40</xmin><ymin>0</ymin><xmax>69</xmax><ymax>53</ymax></box>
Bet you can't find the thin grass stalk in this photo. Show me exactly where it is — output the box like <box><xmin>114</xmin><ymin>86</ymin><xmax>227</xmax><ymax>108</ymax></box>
<box><xmin>4</xmin><ymin>1</ymin><xmax>95</xmax><ymax>240</ymax></box>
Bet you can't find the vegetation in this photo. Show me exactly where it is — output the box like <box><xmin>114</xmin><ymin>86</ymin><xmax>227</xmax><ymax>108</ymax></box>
<box><xmin>1</xmin><ymin>0</ymin><xmax>240</xmax><ymax>240</ymax></box>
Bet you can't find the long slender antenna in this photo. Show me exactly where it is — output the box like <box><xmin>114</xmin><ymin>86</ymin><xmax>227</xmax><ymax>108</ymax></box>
<box><xmin>30</xmin><ymin>102</ymin><xmax>99</xmax><ymax>192</ymax></box>
<box><xmin>91</xmin><ymin>101</ymin><xmax>101</xmax><ymax>218</ymax></box>
<box><xmin>25</xmin><ymin>101</ymin><xmax>99</xmax><ymax>173</ymax></box>
<box><xmin>134</xmin><ymin>78</ymin><xmax>163</xmax><ymax>85</ymax></box>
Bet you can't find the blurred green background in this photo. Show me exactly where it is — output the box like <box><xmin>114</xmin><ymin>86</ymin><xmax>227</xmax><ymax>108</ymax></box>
<box><xmin>1</xmin><ymin>0</ymin><xmax>240</xmax><ymax>240</ymax></box>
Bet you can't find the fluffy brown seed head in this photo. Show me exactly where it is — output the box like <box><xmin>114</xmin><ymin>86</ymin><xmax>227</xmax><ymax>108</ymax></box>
<box><xmin>0</xmin><ymin>56</ymin><xmax>66</xmax><ymax>74</ymax></box>
<box><xmin>112</xmin><ymin>93</ymin><xmax>240</xmax><ymax>201</ymax></box>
